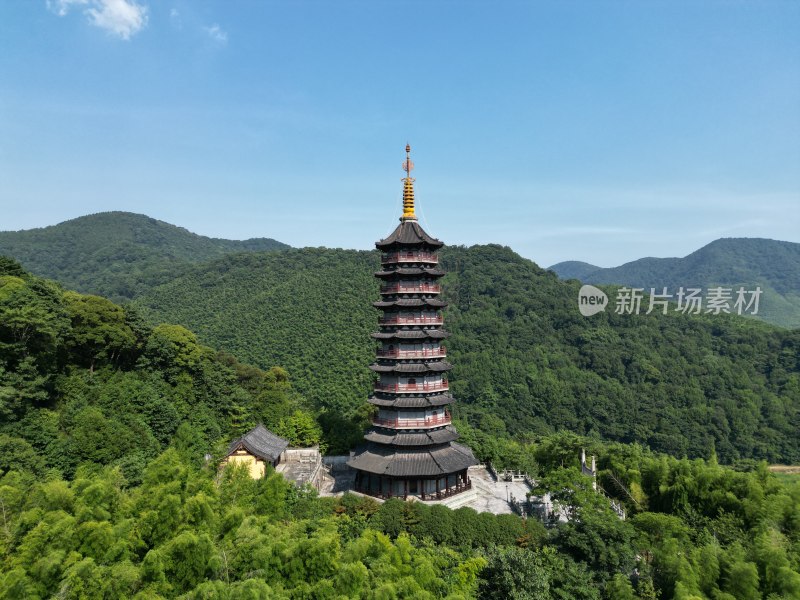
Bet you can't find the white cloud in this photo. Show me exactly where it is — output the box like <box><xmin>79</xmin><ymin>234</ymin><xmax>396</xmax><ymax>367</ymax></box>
<box><xmin>48</xmin><ymin>0</ymin><xmax>148</xmax><ymax>40</ymax></box>
<box><xmin>47</xmin><ymin>0</ymin><xmax>89</xmax><ymax>17</ymax></box>
<box><xmin>203</xmin><ymin>23</ymin><xmax>227</xmax><ymax>44</ymax></box>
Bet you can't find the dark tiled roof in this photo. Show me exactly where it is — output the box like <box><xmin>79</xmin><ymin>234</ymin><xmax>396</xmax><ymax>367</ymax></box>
<box><xmin>373</xmin><ymin>298</ymin><xmax>448</xmax><ymax>308</ymax></box>
<box><xmin>226</xmin><ymin>424</ymin><xmax>289</xmax><ymax>462</ymax></box>
<box><xmin>347</xmin><ymin>442</ymin><xmax>477</xmax><ymax>477</ymax></box>
<box><xmin>374</xmin><ymin>268</ymin><xmax>446</xmax><ymax>278</ymax></box>
<box><xmin>369</xmin><ymin>361</ymin><xmax>452</xmax><ymax>373</ymax></box>
<box><xmin>371</xmin><ymin>330</ymin><xmax>450</xmax><ymax>340</ymax></box>
<box><xmin>376</xmin><ymin>221</ymin><xmax>444</xmax><ymax>250</ymax></box>
<box><xmin>368</xmin><ymin>394</ymin><xmax>454</xmax><ymax>408</ymax></box>
<box><xmin>364</xmin><ymin>426</ymin><xmax>459</xmax><ymax>446</ymax></box>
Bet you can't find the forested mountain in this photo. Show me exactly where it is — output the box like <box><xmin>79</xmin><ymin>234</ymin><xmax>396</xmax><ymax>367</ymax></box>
<box><xmin>546</xmin><ymin>260</ymin><xmax>600</xmax><ymax>280</ymax></box>
<box><xmin>0</xmin><ymin>256</ymin><xmax>325</xmax><ymax>483</ymax></box>
<box><xmin>549</xmin><ymin>238</ymin><xmax>800</xmax><ymax>328</ymax></box>
<box><xmin>133</xmin><ymin>245</ymin><xmax>800</xmax><ymax>464</ymax></box>
<box><xmin>0</xmin><ymin>212</ymin><xmax>289</xmax><ymax>303</ymax></box>
<box><xmin>2</xmin><ymin>258</ymin><xmax>799</xmax><ymax>599</ymax></box>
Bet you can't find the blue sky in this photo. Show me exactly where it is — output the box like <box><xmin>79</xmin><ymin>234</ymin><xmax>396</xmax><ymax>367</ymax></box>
<box><xmin>1</xmin><ymin>1</ymin><xmax>798</xmax><ymax>267</ymax></box>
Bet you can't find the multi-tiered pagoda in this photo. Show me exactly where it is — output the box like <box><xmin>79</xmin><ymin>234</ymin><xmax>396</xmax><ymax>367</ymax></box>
<box><xmin>348</xmin><ymin>145</ymin><xmax>477</xmax><ymax>500</ymax></box>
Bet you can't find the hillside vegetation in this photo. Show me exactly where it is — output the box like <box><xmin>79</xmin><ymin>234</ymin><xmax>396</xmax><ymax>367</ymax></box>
<box><xmin>0</xmin><ymin>256</ymin><xmax>324</xmax><ymax>483</ymax></box>
<box><xmin>0</xmin><ymin>212</ymin><xmax>289</xmax><ymax>303</ymax></box>
<box><xmin>134</xmin><ymin>245</ymin><xmax>800</xmax><ymax>464</ymax></box>
<box><xmin>550</xmin><ymin>238</ymin><xmax>800</xmax><ymax>328</ymax></box>
<box><xmin>1</xmin><ymin>259</ymin><xmax>799</xmax><ymax>598</ymax></box>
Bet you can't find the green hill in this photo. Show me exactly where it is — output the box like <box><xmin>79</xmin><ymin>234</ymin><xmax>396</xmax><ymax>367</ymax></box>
<box><xmin>2</xmin><ymin>259</ymin><xmax>799</xmax><ymax>599</ymax></box>
<box><xmin>134</xmin><ymin>244</ymin><xmax>800</xmax><ymax>464</ymax></box>
<box><xmin>549</xmin><ymin>238</ymin><xmax>800</xmax><ymax>328</ymax></box>
<box><xmin>547</xmin><ymin>260</ymin><xmax>601</xmax><ymax>280</ymax></box>
<box><xmin>0</xmin><ymin>212</ymin><xmax>289</xmax><ymax>303</ymax></box>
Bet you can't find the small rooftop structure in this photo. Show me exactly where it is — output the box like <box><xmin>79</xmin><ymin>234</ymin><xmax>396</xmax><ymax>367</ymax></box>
<box><xmin>223</xmin><ymin>424</ymin><xmax>289</xmax><ymax>479</ymax></box>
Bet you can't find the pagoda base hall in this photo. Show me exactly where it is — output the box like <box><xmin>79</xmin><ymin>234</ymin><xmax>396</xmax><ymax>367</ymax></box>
<box><xmin>348</xmin><ymin>145</ymin><xmax>477</xmax><ymax>501</ymax></box>
<box><xmin>353</xmin><ymin>464</ymin><xmax>473</xmax><ymax>501</ymax></box>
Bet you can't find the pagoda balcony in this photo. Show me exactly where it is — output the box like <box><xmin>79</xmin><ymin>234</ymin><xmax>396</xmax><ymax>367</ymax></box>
<box><xmin>380</xmin><ymin>283</ymin><xmax>441</xmax><ymax>295</ymax></box>
<box><xmin>381</xmin><ymin>251</ymin><xmax>439</xmax><ymax>265</ymax></box>
<box><xmin>376</xmin><ymin>346</ymin><xmax>446</xmax><ymax>359</ymax></box>
<box><xmin>374</xmin><ymin>380</ymin><xmax>449</xmax><ymax>393</ymax></box>
<box><xmin>372</xmin><ymin>412</ymin><xmax>451</xmax><ymax>428</ymax></box>
<box><xmin>378</xmin><ymin>315</ymin><xmax>444</xmax><ymax>326</ymax></box>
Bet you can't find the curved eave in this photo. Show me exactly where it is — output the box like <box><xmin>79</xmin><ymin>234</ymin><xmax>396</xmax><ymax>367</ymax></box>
<box><xmin>369</xmin><ymin>361</ymin><xmax>452</xmax><ymax>373</ymax></box>
<box><xmin>347</xmin><ymin>442</ymin><xmax>477</xmax><ymax>477</ymax></box>
<box><xmin>374</xmin><ymin>268</ymin><xmax>446</xmax><ymax>278</ymax></box>
<box><xmin>371</xmin><ymin>330</ymin><xmax>450</xmax><ymax>340</ymax></box>
<box><xmin>364</xmin><ymin>426</ymin><xmax>459</xmax><ymax>446</ymax></box>
<box><xmin>373</xmin><ymin>299</ymin><xmax>448</xmax><ymax>309</ymax></box>
<box><xmin>368</xmin><ymin>394</ymin><xmax>454</xmax><ymax>408</ymax></box>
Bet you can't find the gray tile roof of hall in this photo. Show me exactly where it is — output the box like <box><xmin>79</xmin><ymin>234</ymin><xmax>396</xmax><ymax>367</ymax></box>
<box><xmin>376</xmin><ymin>221</ymin><xmax>444</xmax><ymax>250</ymax></box>
<box><xmin>347</xmin><ymin>442</ymin><xmax>477</xmax><ymax>477</ymax></box>
<box><xmin>226</xmin><ymin>424</ymin><xmax>289</xmax><ymax>463</ymax></box>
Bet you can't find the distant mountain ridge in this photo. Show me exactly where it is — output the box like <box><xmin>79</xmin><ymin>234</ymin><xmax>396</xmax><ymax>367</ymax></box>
<box><xmin>0</xmin><ymin>211</ymin><xmax>289</xmax><ymax>302</ymax></box>
<box><xmin>1</xmin><ymin>213</ymin><xmax>797</xmax><ymax>461</ymax></box>
<box><xmin>549</xmin><ymin>238</ymin><xmax>800</xmax><ymax>328</ymax></box>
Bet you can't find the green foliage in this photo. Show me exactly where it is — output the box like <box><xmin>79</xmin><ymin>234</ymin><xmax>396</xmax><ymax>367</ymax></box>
<box><xmin>0</xmin><ymin>449</ymin><xmax>495</xmax><ymax>598</ymax></box>
<box><xmin>477</xmin><ymin>546</ymin><xmax>600</xmax><ymax>600</ymax></box>
<box><xmin>130</xmin><ymin>244</ymin><xmax>799</xmax><ymax>464</ymax></box>
<box><xmin>0</xmin><ymin>212</ymin><xmax>288</xmax><ymax>303</ymax></box>
<box><xmin>1</xmin><ymin>234</ymin><xmax>799</xmax><ymax>598</ymax></box>
<box><xmin>62</xmin><ymin>291</ymin><xmax>137</xmax><ymax>371</ymax></box>
<box><xmin>0</xmin><ymin>266</ymin><xmax>321</xmax><ymax>481</ymax></box>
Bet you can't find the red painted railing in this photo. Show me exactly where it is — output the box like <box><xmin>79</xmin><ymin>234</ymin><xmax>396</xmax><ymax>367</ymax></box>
<box><xmin>376</xmin><ymin>346</ymin><xmax>446</xmax><ymax>358</ymax></box>
<box><xmin>381</xmin><ymin>252</ymin><xmax>439</xmax><ymax>264</ymax></box>
<box><xmin>374</xmin><ymin>380</ymin><xmax>449</xmax><ymax>393</ymax></box>
<box><xmin>372</xmin><ymin>412</ymin><xmax>451</xmax><ymax>428</ymax></box>
<box><xmin>378</xmin><ymin>315</ymin><xmax>443</xmax><ymax>326</ymax></box>
<box><xmin>380</xmin><ymin>283</ymin><xmax>441</xmax><ymax>294</ymax></box>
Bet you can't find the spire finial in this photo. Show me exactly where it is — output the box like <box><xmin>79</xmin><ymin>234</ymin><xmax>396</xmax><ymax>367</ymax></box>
<box><xmin>401</xmin><ymin>144</ymin><xmax>416</xmax><ymax>221</ymax></box>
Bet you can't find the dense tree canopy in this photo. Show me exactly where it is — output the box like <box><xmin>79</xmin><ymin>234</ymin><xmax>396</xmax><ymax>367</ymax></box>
<box><xmin>0</xmin><ymin>212</ymin><xmax>288</xmax><ymax>303</ymax></box>
<box><xmin>0</xmin><ymin>259</ymin><xmax>799</xmax><ymax>597</ymax></box>
<box><xmin>132</xmin><ymin>245</ymin><xmax>800</xmax><ymax>464</ymax></box>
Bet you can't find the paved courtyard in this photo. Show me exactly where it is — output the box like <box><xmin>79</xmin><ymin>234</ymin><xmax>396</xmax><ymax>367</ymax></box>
<box><xmin>458</xmin><ymin>466</ymin><xmax>532</xmax><ymax>514</ymax></box>
<box><xmin>316</xmin><ymin>462</ymin><xmax>532</xmax><ymax>516</ymax></box>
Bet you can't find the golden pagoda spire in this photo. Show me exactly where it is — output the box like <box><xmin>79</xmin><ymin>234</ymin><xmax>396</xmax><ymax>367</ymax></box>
<box><xmin>401</xmin><ymin>143</ymin><xmax>416</xmax><ymax>221</ymax></box>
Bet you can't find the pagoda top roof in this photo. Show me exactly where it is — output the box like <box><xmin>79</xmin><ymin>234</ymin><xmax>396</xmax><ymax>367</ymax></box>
<box><xmin>376</xmin><ymin>220</ymin><xmax>443</xmax><ymax>250</ymax></box>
